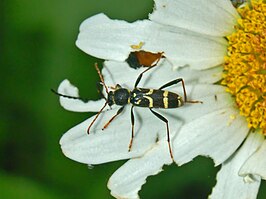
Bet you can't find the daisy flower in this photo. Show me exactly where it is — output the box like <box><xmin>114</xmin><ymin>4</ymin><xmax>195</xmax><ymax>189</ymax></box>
<box><xmin>58</xmin><ymin>0</ymin><xmax>266</xmax><ymax>198</ymax></box>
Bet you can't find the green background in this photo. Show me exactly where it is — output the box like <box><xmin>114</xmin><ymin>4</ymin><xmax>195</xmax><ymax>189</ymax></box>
<box><xmin>1</xmin><ymin>0</ymin><xmax>265</xmax><ymax>198</ymax></box>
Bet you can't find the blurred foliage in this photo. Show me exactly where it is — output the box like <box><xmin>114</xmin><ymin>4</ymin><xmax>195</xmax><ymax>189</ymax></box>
<box><xmin>1</xmin><ymin>0</ymin><xmax>265</xmax><ymax>198</ymax></box>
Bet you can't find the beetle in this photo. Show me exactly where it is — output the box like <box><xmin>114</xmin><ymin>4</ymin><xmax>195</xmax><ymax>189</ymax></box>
<box><xmin>53</xmin><ymin>63</ymin><xmax>201</xmax><ymax>159</ymax></box>
<box><xmin>89</xmin><ymin>63</ymin><xmax>201</xmax><ymax>159</ymax></box>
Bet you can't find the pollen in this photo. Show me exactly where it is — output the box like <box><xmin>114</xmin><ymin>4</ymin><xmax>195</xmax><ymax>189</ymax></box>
<box><xmin>222</xmin><ymin>0</ymin><xmax>266</xmax><ymax>134</ymax></box>
<box><xmin>130</xmin><ymin>42</ymin><xmax>144</xmax><ymax>50</ymax></box>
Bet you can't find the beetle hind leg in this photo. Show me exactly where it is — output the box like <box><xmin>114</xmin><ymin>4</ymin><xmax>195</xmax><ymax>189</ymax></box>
<box><xmin>149</xmin><ymin>108</ymin><xmax>173</xmax><ymax>160</ymax></box>
<box><xmin>128</xmin><ymin>106</ymin><xmax>135</xmax><ymax>152</ymax></box>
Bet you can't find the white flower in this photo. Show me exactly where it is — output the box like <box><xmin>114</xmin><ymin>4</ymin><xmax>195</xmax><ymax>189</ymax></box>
<box><xmin>58</xmin><ymin>0</ymin><xmax>266</xmax><ymax>198</ymax></box>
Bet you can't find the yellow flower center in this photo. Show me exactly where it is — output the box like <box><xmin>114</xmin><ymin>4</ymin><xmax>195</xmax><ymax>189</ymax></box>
<box><xmin>222</xmin><ymin>0</ymin><xmax>266</xmax><ymax>134</ymax></box>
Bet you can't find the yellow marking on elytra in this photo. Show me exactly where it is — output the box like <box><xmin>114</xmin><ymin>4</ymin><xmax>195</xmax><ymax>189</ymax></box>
<box><xmin>163</xmin><ymin>97</ymin><xmax>168</xmax><ymax>108</ymax></box>
<box><xmin>163</xmin><ymin>91</ymin><xmax>169</xmax><ymax>108</ymax></box>
<box><xmin>177</xmin><ymin>96</ymin><xmax>183</xmax><ymax>107</ymax></box>
<box><xmin>146</xmin><ymin>89</ymin><xmax>154</xmax><ymax>95</ymax></box>
<box><xmin>163</xmin><ymin>91</ymin><xmax>168</xmax><ymax>97</ymax></box>
<box><xmin>144</xmin><ymin>96</ymin><xmax>153</xmax><ymax>107</ymax></box>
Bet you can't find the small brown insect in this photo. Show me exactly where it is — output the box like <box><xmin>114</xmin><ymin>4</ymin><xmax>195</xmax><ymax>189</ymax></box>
<box><xmin>126</xmin><ymin>50</ymin><xmax>165</xmax><ymax>69</ymax></box>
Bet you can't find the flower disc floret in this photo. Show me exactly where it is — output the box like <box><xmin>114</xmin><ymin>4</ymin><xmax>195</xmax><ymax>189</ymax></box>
<box><xmin>222</xmin><ymin>0</ymin><xmax>266</xmax><ymax>133</ymax></box>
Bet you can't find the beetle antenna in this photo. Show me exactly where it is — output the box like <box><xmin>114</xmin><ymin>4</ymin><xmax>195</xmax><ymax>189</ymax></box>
<box><xmin>95</xmin><ymin>63</ymin><xmax>109</xmax><ymax>94</ymax></box>
<box><xmin>51</xmin><ymin>89</ymin><xmax>88</xmax><ymax>102</ymax></box>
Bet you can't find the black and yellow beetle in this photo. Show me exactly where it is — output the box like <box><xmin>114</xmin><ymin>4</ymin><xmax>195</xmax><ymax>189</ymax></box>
<box><xmin>53</xmin><ymin>63</ymin><xmax>201</xmax><ymax>159</ymax></box>
<box><xmin>90</xmin><ymin>63</ymin><xmax>201</xmax><ymax>159</ymax></box>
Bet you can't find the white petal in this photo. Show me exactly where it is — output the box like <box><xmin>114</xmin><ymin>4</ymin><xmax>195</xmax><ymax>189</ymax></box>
<box><xmin>102</xmin><ymin>60</ymin><xmax>221</xmax><ymax>91</ymax></box>
<box><xmin>177</xmin><ymin>84</ymin><xmax>233</xmax><ymax>121</ymax></box>
<box><xmin>172</xmin><ymin>65</ymin><xmax>223</xmax><ymax>84</ymax></box>
<box><xmin>173</xmin><ymin>107</ymin><xmax>249</xmax><ymax>166</ymax></box>
<box><xmin>76</xmin><ymin>13</ymin><xmax>227</xmax><ymax>69</ymax></box>
<box><xmin>150</xmin><ymin>0</ymin><xmax>240</xmax><ymax>36</ymax></box>
<box><xmin>198</xmin><ymin>66</ymin><xmax>223</xmax><ymax>84</ymax></box>
<box><xmin>239</xmin><ymin>133</ymin><xmax>266</xmax><ymax>180</ymax></box>
<box><xmin>58</xmin><ymin>79</ymin><xmax>106</xmax><ymax>112</ymax></box>
<box><xmin>108</xmin><ymin>141</ymin><xmax>172</xmax><ymax>199</ymax></box>
<box><xmin>60</xmin><ymin>104</ymin><xmax>183</xmax><ymax>164</ymax></box>
<box><xmin>210</xmin><ymin>133</ymin><xmax>263</xmax><ymax>199</ymax></box>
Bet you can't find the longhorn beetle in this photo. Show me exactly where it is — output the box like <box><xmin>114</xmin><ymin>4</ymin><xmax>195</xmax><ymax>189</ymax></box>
<box><xmin>53</xmin><ymin>63</ymin><xmax>201</xmax><ymax>159</ymax></box>
<box><xmin>93</xmin><ymin>63</ymin><xmax>201</xmax><ymax>159</ymax></box>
